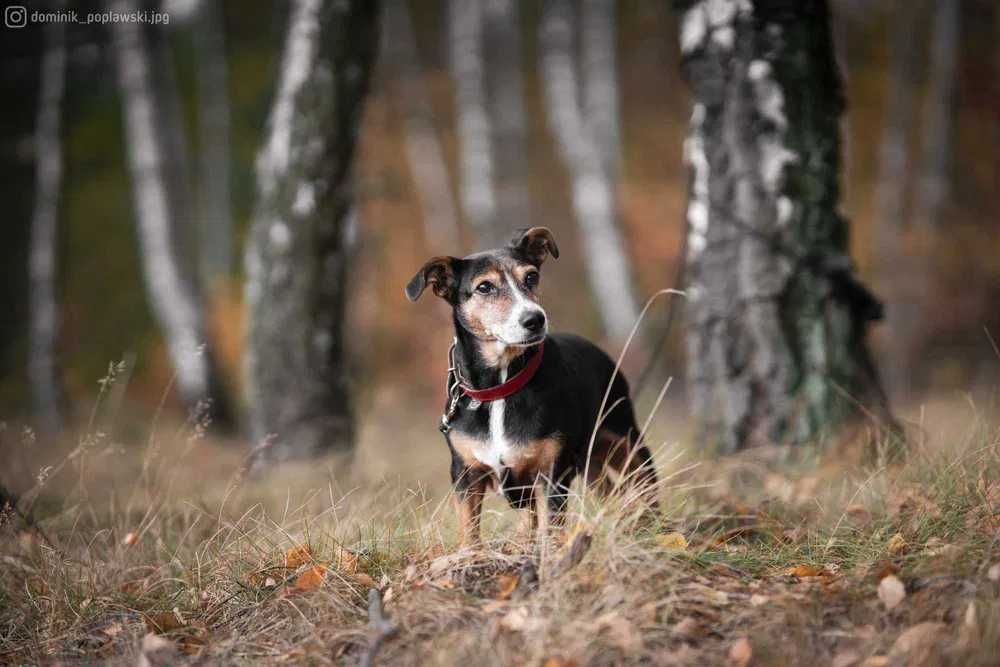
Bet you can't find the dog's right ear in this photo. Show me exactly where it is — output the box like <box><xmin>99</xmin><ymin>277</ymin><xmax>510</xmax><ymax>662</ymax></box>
<box><xmin>405</xmin><ymin>256</ymin><xmax>458</xmax><ymax>302</ymax></box>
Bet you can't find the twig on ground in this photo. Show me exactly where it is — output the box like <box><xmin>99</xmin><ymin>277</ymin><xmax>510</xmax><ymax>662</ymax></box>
<box><xmin>360</xmin><ymin>587</ymin><xmax>397</xmax><ymax>667</ymax></box>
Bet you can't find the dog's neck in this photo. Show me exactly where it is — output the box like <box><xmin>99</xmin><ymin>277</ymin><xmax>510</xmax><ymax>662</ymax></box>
<box><xmin>452</xmin><ymin>315</ymin><xmax>539</xmax><ymax>389</ymax></box>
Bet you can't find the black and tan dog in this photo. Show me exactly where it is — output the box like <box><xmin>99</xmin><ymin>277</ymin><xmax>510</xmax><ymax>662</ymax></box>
<box><xmin>406</xmin><ymin>228</ymin><xmax>658</xmax><ymax>545</ymax></box>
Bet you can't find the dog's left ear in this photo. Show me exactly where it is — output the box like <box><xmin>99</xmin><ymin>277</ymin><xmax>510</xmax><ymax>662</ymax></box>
<box><xmin>514</xmin><ymin>227</ymin><xmax>560</xmax><ymax>265</ymax></box>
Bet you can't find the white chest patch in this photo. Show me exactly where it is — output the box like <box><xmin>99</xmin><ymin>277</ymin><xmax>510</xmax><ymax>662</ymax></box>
<box><xmin>473</xmin><ymin>368</ymin><xmax>512</xmax><ymax>483</ymax></box>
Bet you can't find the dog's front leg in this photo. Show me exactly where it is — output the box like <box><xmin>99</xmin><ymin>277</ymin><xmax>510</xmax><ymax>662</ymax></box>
<box><xmin>453</xmin><ymin>471</ymin><xmax>489</xmax><ymax>547</ymax></box>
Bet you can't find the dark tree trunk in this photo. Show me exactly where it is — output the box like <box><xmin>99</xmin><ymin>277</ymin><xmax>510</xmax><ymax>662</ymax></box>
<box><xmin>194</xmin><ymin>0</ymin><xmax>234</xmax><ymax>283</ymax></box>
<box><xmin>28</xmin><ymin>16</ymin><xmax>67</xmax><ymax>432</ymax></box>
<box><xmin>676</xmin><ymin>0</ymin><xmax>894</xmax><ymax>451</ymax></box>
<box><xmin>244</xmin><ymin>0</ymin><xmax>379</xmax><ymax>461</ymax></box>
<box><xmin>111</xmin><ymin>0</ymin><xmax>233</xmax><ymax>430</ymax></box>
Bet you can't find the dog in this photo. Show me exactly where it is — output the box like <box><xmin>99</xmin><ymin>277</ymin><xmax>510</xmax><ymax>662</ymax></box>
<box><xmin>406</xmin><ymin>227</ymin><xmax>659</xmax><ymax>545</ymax></box>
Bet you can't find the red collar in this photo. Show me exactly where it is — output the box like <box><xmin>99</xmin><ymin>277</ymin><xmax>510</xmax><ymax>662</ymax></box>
<box><xmin>456</xmin><ymin>341</ymin><xmax>545</xmax><ymax>403</ymax></box>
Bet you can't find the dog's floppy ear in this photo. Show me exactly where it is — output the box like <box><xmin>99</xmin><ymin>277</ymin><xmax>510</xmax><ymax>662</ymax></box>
<box><xmin>405</xmin><ymin>256</ymin><xmax>458</xmax><ymax>302</ymax></box>
<box><xmin>513</xmin><ymin>227</ymin><xmax>560</xmax><ymax>265</ymax></box>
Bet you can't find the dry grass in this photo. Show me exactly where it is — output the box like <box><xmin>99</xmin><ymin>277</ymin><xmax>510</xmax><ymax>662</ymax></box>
<box><xmin>1</xmin><ymin>390</ymin><xmax>998</xmax><ymax>666</ymax></box>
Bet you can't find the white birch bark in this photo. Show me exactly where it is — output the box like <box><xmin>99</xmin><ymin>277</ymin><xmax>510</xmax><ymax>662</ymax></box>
<box><xmin>449</xmin><ymin>0</ymin><xmax>497</xmax><ymax>235</ymax></box>
<box><xmin>245</xmin><ymin>0</ymin><xmax>378</xmax><ymax>460</ymax></box>
<box><xmin>383</xmin><ymin>0</ymin><xmax>461</xmax><ymax>250</ymax></box>
<box><xmin>581</xmin><ymin>0</ymin><xmax>621</xmax><ymax>172</ymax></box>
<box><xmin>914</xmin><ymin>0</ymin><xmax>959</xmax><ymax>228</ymax></box>
<box><xmin>540</xmin><ymin>0</ymin><xmax>639</xmax><ymax>342</ymax></box>
<box><xmin>111</xmin><ymin>0</ymin><xmax>221</xmax><ymax>413</ymax></box>
<box><xmin>195</xmin><ymin>0</ymin><xmax>233</xmax><ymax>281</ymax></box>
<box><xmin>484</xmin><ymin>0</ymin><xmax>530</xmax><ymax>243</ymax></box>
<box><xmin>28</xmin><ymin>17</ymin><xmax>67</xmax><ymax>431</ymax></box>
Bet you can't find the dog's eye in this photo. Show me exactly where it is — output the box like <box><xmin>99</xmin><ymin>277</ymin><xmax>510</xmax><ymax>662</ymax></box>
<box><xmin>475</xmin><ymin>281</ymin><xmax>495</xmax><ymax>295</ymax></box>
<box><xmin>524</xmin><ymin>271</ymin><xmax>540</xmax><ymax>289</ymax></box>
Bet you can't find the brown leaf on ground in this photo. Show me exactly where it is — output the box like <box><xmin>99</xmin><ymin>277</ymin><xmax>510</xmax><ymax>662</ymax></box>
<box><xmin>886</xmin><ymin>533</ymin><xmax>907</xmax><ymax>555</ymax></box>
<box><xmin>122</xmin><ymin>531</ymin><xmax>139</xmax><ymax>547</ymax></box>
<box><xmin>878</xmin><ymin>575</ymin><xmax>906</xmax><ymax>610</ymax></box>
<box><xmin>656</xmin><ymin>532</ymin><xmax>689</xmax><ymax>551</ymax></box>
<box><xmin>542</xmin><ymin>656</ymin><xmax>578</xmax><ymax>667</ymax></box>
<box><xmin>728</xmin><ymin>636</ymin><xmax>752</xmax><ymax>666</ymax></box>
<box><xmin>289</xmin><ymin>565</ymin><xmax>327</xmax><ymax>593</ymax></box>
<box><xmin>786</xmin><ymin>564</ymin><xmax>824</xmax><ymax>578</ymax></box>
<box><xmin>144</xmin><ymin>611</ymin><xmax>183</xmax><ymax>634</ymax></box>
<box><xmin>332</xmin><ymin>545</ymin><xmax>359</xmax><ymax>573</ymax></box>
<box><xmin>284</xmin><ymin>544</ymin><xmax>313</xmax><ymax>569</ymax></box>
<box><xmin>495</xmin><ymin>573</ymin><xmax>519</xmax><ymax>600</ymax></box>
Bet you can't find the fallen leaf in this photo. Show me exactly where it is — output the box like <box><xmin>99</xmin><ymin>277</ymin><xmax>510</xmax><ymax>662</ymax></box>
<box><xmin>728</xmin><ymin>636</ymin><xmax>752</xmax><ymax>667</ymax></box>
<box><xmin>886</xmin><ymin>533</ymin><xmax>907</xmax><ymax>555</ymax></box>
<box><xmin>496</xmin><ymin>573</ymin><xmax>520</xmax><ymax>600</ymax></box>
<box><xmin>878</xmin><ymin>575</ymin><xmax>906</xmax><ymax>610</ymax></box>
<box><xmin>786</xmin><ymin>564</ymin><xmax>824</xmax><ymax>578</ymax></box>
<box><xmin>144</xmin><ymin>612</ymin><xmax>183</xmax><ymax>634</ymax></box>
<box><xmin>332</xmin><ymin>545</ymin><xmax>359</xmax><ymax>573</ymax></box>
<box><xmin>284</xmin><ymin>544</ymin><xmax>313</xmax><ymax>569</ymax></box>
<box><xmin>656</xmin><ymin>532</ymin><xmax>689</xmax><ymax>551</ymax></box>
<box><xmin>122</xmin><ymin>532</ymin><xmax>138</xmax><ymax>547</ymax></box>
<box><xmin>290</xmin><ymin>565</ymin><xmax>327</xmax><ymax>593</ymax></box>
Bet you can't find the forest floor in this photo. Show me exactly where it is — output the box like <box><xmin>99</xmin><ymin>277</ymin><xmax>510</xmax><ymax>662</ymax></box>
<box><xmin>1</xmin><ymin>393</ymin><xmax>998</xmax><ymax>666</ymax></box>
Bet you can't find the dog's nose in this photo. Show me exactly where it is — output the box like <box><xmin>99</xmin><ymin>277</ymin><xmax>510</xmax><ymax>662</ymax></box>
<box><xmin>520</xmin><ymin>310</ymin><xmax>546</xmax><ymax>333</ymax></box>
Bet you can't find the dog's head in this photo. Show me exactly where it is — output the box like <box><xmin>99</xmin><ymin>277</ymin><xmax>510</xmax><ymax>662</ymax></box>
<box><xmin>405</xmin><ymin>227</ymin><xmax>560</xmax><ymax>350</ymax></box>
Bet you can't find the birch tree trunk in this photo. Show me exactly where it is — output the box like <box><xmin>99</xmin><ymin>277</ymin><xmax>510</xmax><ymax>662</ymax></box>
<box><xmin>111</xmin><ymin>0</ymin><xmax>232</xmax><ymax>428</ymax></box>
<box><xmin>28</xmin><ymin>17</ymin><xmax>67</xmax><ymax>432</ymax></box>
<box><xmin>677</xmin><ymin>0</ymin><xmax>895</xmax><ymax>451</ymax></box>
<box><xmin>581</xmin><ymin>0</ymin><xmax>621</xmax><ymax>172</ymax></box>
<box><xmin>244</xmin><ymin>0</ymin><xmax>378</xmax><ymax>461</ymax></box>
<box><xmin>195</xmin><ymin>0</ymin><xmax>233</xmax><ymax>282</ymax></box>
<box><xmin>449</xmin><ymin>0</ymin><xmax>497</xmax><ymax>237</ymax></box>
<box><xmin>382</xmin><ymin>0</ymin><xmax>461</xmax><ymax>250</ymax></box>
<box><xmin>914</xmin><ymin>0</ymin><xmax>959</xmax><ymax>228</ymax></box>
<box><xmin>540</xmin><ymin>0</ymin><xmax>640</xmax><ymax>343</ymax></box>
<box><xmin>484</xmin><ymin>0</ymin><xmax>530</xmax><ymax>241</ymax></box>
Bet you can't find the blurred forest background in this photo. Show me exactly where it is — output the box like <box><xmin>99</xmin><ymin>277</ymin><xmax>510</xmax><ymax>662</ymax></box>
<box><xmin>0</xmin><ymin>0</ymin><xmax>998</xmax><ymax>449</ymax></box>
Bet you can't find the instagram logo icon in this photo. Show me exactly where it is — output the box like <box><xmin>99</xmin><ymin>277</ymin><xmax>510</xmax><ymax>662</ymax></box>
<box><xmin>5</xmin><ymin>5</ymin><xmax>28</xmax><ymax>28</ymax></box>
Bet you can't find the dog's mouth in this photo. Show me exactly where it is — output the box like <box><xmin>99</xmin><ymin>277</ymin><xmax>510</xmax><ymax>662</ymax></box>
<box><xmin>498</xmin><ymin>333</ymin><xmax>546</xmax><ymax>347</ymax></box>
